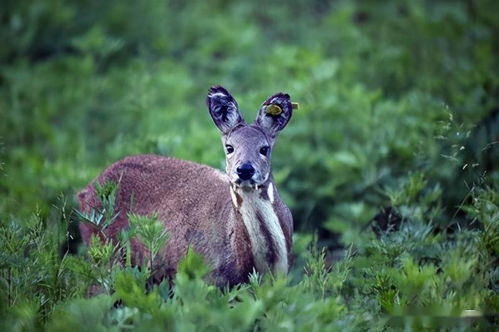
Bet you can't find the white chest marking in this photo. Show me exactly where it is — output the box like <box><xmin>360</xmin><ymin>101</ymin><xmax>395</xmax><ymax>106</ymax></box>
<box><xmin>267</xmin><ymin>183</ymin><xmax>275</xmax><ymax>204</ymax></box>
<box><xmin>230</xmin><ymin>187</ymin><xmax>239</xmax><ymax>208</ymax></box>
<box><xmin>238</xmin><ymin>188</ymin><xmax>287</xmax><ymax>275</ymax></box>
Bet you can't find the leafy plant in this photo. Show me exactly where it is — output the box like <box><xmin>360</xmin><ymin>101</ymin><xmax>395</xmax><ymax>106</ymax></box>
<box><xmin>127</xmin><ymin>213</ymin><xmax>169</xmax><ymax>271</ymax></box>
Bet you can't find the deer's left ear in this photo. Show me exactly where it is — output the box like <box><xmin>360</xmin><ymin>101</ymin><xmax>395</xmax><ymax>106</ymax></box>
<box><xmin>255</xmin><ymin>93</ymin><xmax>293</xmax><ymax>139</ymax></box>
<box><xmin>207</xmin><ymin>86</ymin><xmax>245</xmax><ymax>134</ymax></box>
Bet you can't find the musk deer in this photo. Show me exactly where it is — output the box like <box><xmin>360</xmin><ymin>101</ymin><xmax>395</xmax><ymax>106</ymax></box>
<box><xmin>78</xmin><ymin>86</ymin><xmax>295</xmax><ymax>287</ymax></box>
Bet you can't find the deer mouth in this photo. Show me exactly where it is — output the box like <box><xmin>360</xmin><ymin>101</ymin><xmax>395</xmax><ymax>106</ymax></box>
<box><xmin>234</xmin><ymin>178</ymin><xmax>261</xmax><ymax>190</ymax></box>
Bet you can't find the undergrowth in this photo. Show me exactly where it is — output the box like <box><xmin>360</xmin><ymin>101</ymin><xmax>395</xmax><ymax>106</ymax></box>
<box><xmin>0</xmin><ymin>184</ymin><xmax>497</xmax><ymax>330</ymax></box>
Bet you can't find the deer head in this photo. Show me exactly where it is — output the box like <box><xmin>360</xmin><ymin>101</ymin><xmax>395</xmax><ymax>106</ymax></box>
<box><xmin>207</xmin><ymin>86</ymin><xmax>293</xmax><ymax>191</ymax></box>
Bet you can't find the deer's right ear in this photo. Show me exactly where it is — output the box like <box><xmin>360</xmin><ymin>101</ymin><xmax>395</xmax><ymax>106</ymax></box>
<box><xmin>255</xmin><ymin>92</ymin><xmax>293</xmax><ymax>139</ymax></box>
<box><xmin>206</xmin><ymin>86</ymin><xmax>245</xmax><ymax>134</ymax></box>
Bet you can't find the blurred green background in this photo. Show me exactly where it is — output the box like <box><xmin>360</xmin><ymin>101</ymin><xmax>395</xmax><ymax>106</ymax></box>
<box><xmin>1</xmin><ymin>0</ymin><xmax>498</xmax><ymax>330</ymax></box>
<box><xmin>1</xmin><ymin>0</ymin><xmax>497</xmax><ymax>245</ymax></box>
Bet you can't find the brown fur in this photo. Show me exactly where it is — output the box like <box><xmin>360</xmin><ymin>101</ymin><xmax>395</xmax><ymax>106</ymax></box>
<box><xmin>79</xmin><ymin>155</ymin><xmax>292</xmax><ymax>286</ymax></box>
<box><xmin>79</xmin><ymin>86</ymin><xmax>294</xmax><ymax>287</ymax></box>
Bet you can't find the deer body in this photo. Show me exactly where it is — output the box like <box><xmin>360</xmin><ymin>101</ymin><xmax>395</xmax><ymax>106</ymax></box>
<box><xmin>78</xmin><ymin>86</ymin><xmax>294</xmax><ymax>287</ymax></box>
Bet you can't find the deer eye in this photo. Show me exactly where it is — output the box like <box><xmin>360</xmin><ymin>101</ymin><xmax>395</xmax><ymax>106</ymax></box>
<box><xmin>225</xmin><ymin>144</ymin><xmax>234</xmax><ymax>154</ymax></box>
<box><xmin>259</xmin><ymin>146</ymin><xmax>270</xmax><ymax>156</ymax></box>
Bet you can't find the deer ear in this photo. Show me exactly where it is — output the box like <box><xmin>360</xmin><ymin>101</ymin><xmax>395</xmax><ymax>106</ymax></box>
<box><xmin>255</xmin><ymin>93</ymin><xmax>293</xmax><ymax>138</ymax></box>
<box><xmin>207</xmin><ymin>86</ymin><xmax>245</xmax><ymax>134</ymax></box>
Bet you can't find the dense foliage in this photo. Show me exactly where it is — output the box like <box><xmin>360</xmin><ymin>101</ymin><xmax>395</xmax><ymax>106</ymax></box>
<box><xmin>0</xmin><ymin>0</ymin><xmax>497</xmax><ymax>330</ymax></box>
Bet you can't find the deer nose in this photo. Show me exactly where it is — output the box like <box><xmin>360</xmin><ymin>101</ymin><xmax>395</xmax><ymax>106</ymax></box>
<box><xmin>237</xmin><ymin>163</ymin><xmax>255</xmax><ymax>181</ymax></box>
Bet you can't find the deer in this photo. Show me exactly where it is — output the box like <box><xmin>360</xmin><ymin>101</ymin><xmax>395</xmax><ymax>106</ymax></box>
<box><xmin>77</xmin><ymin>86</ymin><xmax>295</xmax><ymax>287</ymax></box>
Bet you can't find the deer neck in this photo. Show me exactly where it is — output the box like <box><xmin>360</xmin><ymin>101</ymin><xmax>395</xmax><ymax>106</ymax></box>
<box><xmin>229</xmin><ymin>178</ymin><xmax>288</xmax><ymax>275</ymax></box>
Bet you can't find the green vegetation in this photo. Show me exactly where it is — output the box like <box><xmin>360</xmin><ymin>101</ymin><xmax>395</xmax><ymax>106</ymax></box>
<box><xmin>0</xmin><ymin>0</ymin><xmax>497</xmax><ymax>330</ymax></box>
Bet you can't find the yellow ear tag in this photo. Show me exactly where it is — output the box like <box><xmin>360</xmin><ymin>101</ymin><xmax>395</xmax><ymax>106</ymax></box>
<box><xmin>266</xmin><ymin>104</ymin><xmax>283</xmax><ymax>116</ymax></box>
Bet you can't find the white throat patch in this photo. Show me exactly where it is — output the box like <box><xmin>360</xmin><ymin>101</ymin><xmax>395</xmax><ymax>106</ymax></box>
<box><xmin>230</xmin><ymin>186</ymin><xmax>239</xmax><ymax>208</ymax></box>
<box><xmin>267</xmin><ymin>183</ymin><xmax>275</xmax><ymax>204</ymax></box>
<box><xmin>236</xmin><ymin>187</ymin><xmax>287</xmax><ymax>275</ymax></box>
